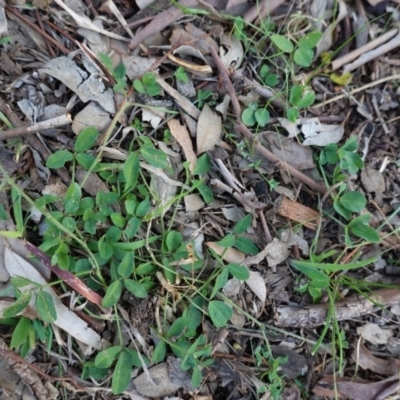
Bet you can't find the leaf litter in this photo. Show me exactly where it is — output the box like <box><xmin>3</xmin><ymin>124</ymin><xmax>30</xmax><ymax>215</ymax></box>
<box><xmin>1</xmin><ymin>0</ymin><xmax>400</xmax><ymax>399</ymax></box>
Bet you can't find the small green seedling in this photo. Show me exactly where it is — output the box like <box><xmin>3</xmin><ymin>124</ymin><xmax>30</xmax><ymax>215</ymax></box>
<box><xmin>260</xmin><ymin>65</ymin><xmax>278</xmax><ymax>87</ymax></box>
<box><xmin>133</xmin><ymin>72</ymin><xmax>162</xmax><ymax>96</ymax></box>
<box><xmin>287</xmin><ymin>85</ymin><xmax>315</xmax><ymax>122</ymax></box>
<box><xmin>175</xmin><ymin>66</ymin><xmax>189</xmax><ymax>83</ymax></box>
<box><xmin>242</xmin><ymin>102</ymin><xmax>270</xmax><ymax>127</ymax></box>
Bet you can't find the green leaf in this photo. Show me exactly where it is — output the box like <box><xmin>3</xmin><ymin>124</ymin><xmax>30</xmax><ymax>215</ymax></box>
<box><xmin>36</xmin><ymin>291</ymin><xmax>57</xmax><ymax>323</ymax></box>
<box><xmin>211</xmin><ymin>268</ymin><xmax>229</xmax><ymax>299</ymax></box>
<box><xmin>270</xmin><ymin>34</ymin><xmax>294</xmax><ymax>52</ymax></box>
<box><xmin>105</xmin><ymin>226</ymin><xmax>122</xmax><ymax>242</ymax></box>
<box><xmin>102</xmin><ymin>280</ymin><xmax>122</xmax><ymax>308</ymax></box>
<box><xmin>197</xmin><ymin>181</ymin><xmax>214</xmax><ymax>203</ymax></box>
<box><xmin>99</xmin><ymin>53</ymin><xmax>113</xmax><ymax>72</ymax></box>
<box><xmin>112</xmin><ymin>351</ymin><xmax>132</xmax><ymax>394</ymax></box>
<box><xmin>260</xmin><ymin>64</ymin><xmax>270</xmax><ymax>78</ymax></box>
<box><xmin>348</xmin><ymin>214</ymin><xmax>371</xmax><ymax>228</ymax></box>
<box><xmin>296</xmin><ymin>90</ymin><xmax>315</xmax><ymax>108</ymax></box>
<box><xmin>227</xmin><ymin>263</ymin><xmax>250</xmax><ymax>280</ymax></box>
<box><xmin>208</xmin><ymin>301</ymin><xmax>232</xmax><ymax>328</ymax></box>
<box><xmin>124</xmin><ymin>348</ymin><xmax>149</xmax><ymax>367</ymax></box>
<box><xmin>123</xmin><ymin>153</ymin><xmax>139</xmax><ymax>189</ymax></box>
<box><xmin>62</xmin><ymin>216</ymin><xmax>76</xmax><ymax>232</ymax></box>
<box><xmin>46</xmin><ymin>150</ymin><xmax>74</xmax><ymax>168</ymax></box>
<box><xmin>191</xmin><ymin>367</ymin><xmax>203</xmax><ymax>388</ymax></box>
<box><xmin>254</xmin><ymin>108</ymin><xmax>270</xmax><ymax>127</ymax></box>
<box><xmin>0</xmin><ymin>204</ymin><xmax>8</xmax><ymax>220</ymax></box>
<box><xmin>141</xmin><ymin>146</ymin><xmax>169</xmax><ymax>169</ymax></box>
<box><xmin>166</xmin><ymin>231</ymin><xmax>183</xmax><ymax>252</ymax></box>
<box><xmin>95</xmin><ymin>345</ymin><xmax>122</xmax><ymax>368</ymax></box>
<box><xmin>152</xmin><ymin>340</ymin><xmax>166</xmax><ymax>363</ymax></box>
<box><xmin>10</xmin><ymin>317</ymin><xmax>31</xmax><ymax>349</ymax></box>
<box><xmin>3</xmin><ymin>292</ymin><xmax>31</xmax><ymax>318</ymax></box>
<box><xmin>146</xmin><ymin>84</ymin><xmax>162</xmax><ymax>97</ymax></box>
<box><xmin>167</xmin><ymin>316</ymin><xmax>190</xmax><ymax>337</ymax></box>
<box><xmin>235</xmin><ymin>237</ymin><xmax>258</xmax><ymax>255</ymax></box>
<box><xmin>241</xmin><ymin>108</ymin><xmax>256</xmax><ymax>127</ymax></box>
<box><xmin>99</xmin><ymin>240</ymin><xmax>113</xmax><ymax>260</ymax></box>
<box><xmin>124</xmin><ymin>279</ymin><xmax>147</xmax><ymax>298</ymax></box>
<box><xmin>11</xmin><ymin>276</ymin><xmax>35</xmax><ymax>288</ymax></box>
<box><xmin>133</xmin><ymin>79</ymin><xmax>145</xmax><ymax>94</ymax></box>
<box><xmin>135</xmin><ymin>197</ymin><xmax>150</xmax><ymax>218</ymax></box>
<box><xmin>233</xmin><ymin>214</ymin><xmax>252</xmax><ymax>234</ymax></box>
<box><xmin>142</xmin><ymin>72</ymin><xmax>157</xmax><ymax>86</ymax></box>
<box><xmin>76</xmin><ymin>153</ymin><xmax>96</xmax><ymax>170</ymax></box>
<box><xmin>114</xmin><ymin>63</ymin><xmax>126</xmax><ymax>81</ymax></box>
<box><xmin>298</xmin><ymin>30</ymin><xmax>322</xmax><ymax>49</ymax></box>
<box><xmin>293</xmin><ymin>47</ymin><xmax>314</xmax><ymax>67</ymax></box>
<box><xmin>289</xmin><ymin>260</ymin><xmax>330</xmax><ymax>287</ymax></box>
<box><xmin>125</xmin><ymin>217</ymin><xmax>141</xmax><ymax>239</ymax></box>
<box><xmin>74</xmin><ymin>127</ymin><xmax>99</xmax><ymax>152</ymax></box>
<box><xmin>340</xmin><ymin>191</ymin><xmax>366</xmax><ymax>212</ymax></box>
<box><xmin>290</xmin><ymin>256</ymin><xmax>378</xmax><ymax>272</ymax></box>
<box><xmin>287</xmin><ymin>107</ymin><xmax>299</xmax><ymax>122</ymax></box>
<box><xmin>193</xmin><ymin>153</ymin><xmax>212</xmax><ymax>175</ymax></box>
<box><xmin>217</xmin><ymin>234</ymin><xmax>236</xmax><ymax>247</ymax></box>
<box><xmin>349</xmin><ymin>224</ymin><xmax>380</xmax><ymax>243</ymax></box>
<box><xmin>118</xmin><ymin>252</ymin><xmax>135</xmax><ymax>278</ymax></box>
<box><xmin>334</xmin><ymin>196</ymin><xmax>352</xmax><ymax>220</ymax></box>
<box><xmin>110</xmin><ymin>213</ymin><xmax>126</xmax><ymax>228</ymax></box>
<box><xmin>264</xmin><ymin>74</ymin><xmax>278</xmax><ymax>86</ymax></box>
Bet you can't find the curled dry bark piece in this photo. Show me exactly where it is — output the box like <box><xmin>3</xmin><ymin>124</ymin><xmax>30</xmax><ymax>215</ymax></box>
<box><xmin>274</xmin><ymin>288</ymin><xmax>400</xmax><ymax>328</ymax></box>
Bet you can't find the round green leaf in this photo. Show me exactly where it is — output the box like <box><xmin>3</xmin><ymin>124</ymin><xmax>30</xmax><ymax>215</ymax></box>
<box><xmin>102</xmin><ymin>280</ymin><xmax>122</xmax><ymax>308</ymax></box>
<box><xmin>254</xmin><ymin>108</ymin><xmax>270</xmax><ymax>127</ymax></box>
<box><xmin>264</xmin><ymin>74</ymin><xmax>278</xmax><ymax>86</ymax></box>
<box><xmin>166</xmin><ymin>231</ymin><xmax>182</xmax><ymax>252</ymax></box>
<box><xmin>46</xmin><ymin>150</ymin><xmax>73</xmax><ymax>169</ymax></box>
<box><xmin>293</xmin><ymin>47</ymin><xmax>314</xmax><ymax>67</ymax></box>
<box><xmin>270</xmin><ymin>34</ymin><xmax>294</xmax><ymax>53</ymax></box>
<box><xmin>340</xmin><ymin>191</ymin><xmax>366</xmax><ymax>212</ymax></box>
<box><xmin>241</xmin><ymin>108</ymin><xmax>256</xmax><ymax>127</ymax></box>
<box><xmin>208</xmin><ymin>301</ymin><xmax>232</xmax><ymax>328</ymax></box>
<box><xmin>287</xmin><ymin>107</ymin><xmax>299</xmax><ymax>122</ymax></box>
<box><xmin>296</xmin><ymin>90</ymin><xmax>315</xmax><ymax>109</ymax></box>
<box><xmin>74</xmin><ymin>127</ymin><xmax>99</xmax><ymax>152</ymax></box>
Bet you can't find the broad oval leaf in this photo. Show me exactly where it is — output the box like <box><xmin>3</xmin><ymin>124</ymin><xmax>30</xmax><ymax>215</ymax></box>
<box><xmin>95</xmin><ymin>345</ymin><xmax>122</xmax><ymax>368</ymax></box>
<box><xmin>340</xmin><ymin>191</ymin><xmax>366</xmax><ymax>212</ymax></box>
<box><xmin>350</xmin><ymin>224</ymin><xmax>380</xmax><ymax>243</ymax></box>
<box><xmin>235</xmin><ymin>237</ymin><xmax>258</xmax><ymax>255</ymax></box>
<box><xmin>270</xmin><ymin>34</ymin><xmax>294</xmax><ymax>53</ymax></box>
<box><xmin>233</xmin><ymin>214</ymin><xmax>252</xmax><ymax>235</ymax></box>
<box><xmin>46</xmin><ymin>150</ymin><xmax>73</xmax><ymax>169</ymax></box>
<box><xmin>166</xmin><ymin>231</ymin><xmax>182</xmax><ymax>252</ymax></box>
<box><xmin>167</xmin><ymin>316</ymin><xmax>190</xmax><ymax>338</ymax></box>
<box><xmin>117</xmin><ymin>252</ymin><xmax>134</xmax><ymax>278</ymax></box>
<box><xmin>74</xmin><ymin>127</ymin><xmax>99</xmax><ymax>152</ymax></box>
<box><xmin>208</xmin><ymin>301</ymin><xmax>232</xmax><ymax>328</ymax></box>
<box><xmin>124</xmin><ymin>279</ymin><xmax>147</xmax><ymax>298</ymax></box>
<box><xmin>293</xmin><ymin>47</ymin><xmax>314</xmax><ymax>67</ymax></box>
<box><xmin>102</xmin><ymin>280</ymin><xmax>122</xmax><ymax>308</ymax></box>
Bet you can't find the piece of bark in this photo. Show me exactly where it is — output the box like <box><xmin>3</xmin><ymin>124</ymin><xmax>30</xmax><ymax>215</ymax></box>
<box><xmin>0</xmin><ymin>147</ymin><xmax>17</xmax><ymax>177</ymax></box>
<box><xmin>274</xmin><ymin>195</ymin><xmax>322</xmax><ymax>230</ymax></box>
<box><xmin>274</xmin><ymin>288</ymin><xmax>400</xmax><ymax>328</ymax></box>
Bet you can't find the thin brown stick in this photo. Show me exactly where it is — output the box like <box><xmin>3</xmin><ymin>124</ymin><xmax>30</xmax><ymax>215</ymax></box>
<box><xmin>331</xmin><ymin>28</ymin><xmax>398</xmax><ymax>71</ymax></box>
<box><xmin>36</xmin><ymin>9</ymin><xmax>56</xmax><ymax>58</ymax></box>
<box><xmin>243</xmin><ymin>0</ymin><xmax>285</xmax><ymax>24</ymax></box>
<box><xmin>0</xmin><ymin>114</ymin><xmax>72</xmax><ymax>141</ymax></box>
<box><xmin>275</xmin><ymin>288</ymin><xmax>400</xmax><ymax>328</ymax></box>
<box><xmin>5</xmin><ymin>5</ymin><xmax>70</xmax><ymax>54</ymax></box>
